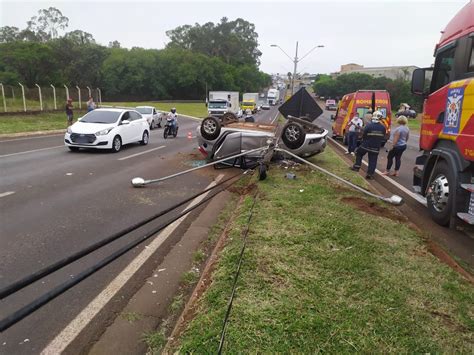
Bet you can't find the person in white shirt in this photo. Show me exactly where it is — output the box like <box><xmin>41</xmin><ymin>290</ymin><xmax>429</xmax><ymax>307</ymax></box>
<box><xmin>346</xmin><ymin>112</ymin><xmax>364</xmax><ymax>154</ymax></box>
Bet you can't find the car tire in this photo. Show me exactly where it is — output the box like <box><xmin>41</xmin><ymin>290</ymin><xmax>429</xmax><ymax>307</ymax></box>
<box><xmin>140</xmin><ymin>131</ymin><xmax>149</xmax><ymax>145</ymax></box>
<box><xmin>111</xmin><ymin>135</ymin><xmax>122</xmax><ymax>153</ymax></box>
<box><xmin>68</xmin><ymin>146</ymin><xmax>79</xmax><ymax>152</ymax></box>
<box><xmin>200</xmin><ymin>116</ymin><xmax>221</xmax><ymax>141</ymax></box>
<box><xmin>282</xmin><ymin>122</ymin><xmax>306</xmax><ymax>149</ymax></box>
<box><xmin>426</xmin><ymin>160</ymin><xmax>454</xmax><ymax>226</ymax></box>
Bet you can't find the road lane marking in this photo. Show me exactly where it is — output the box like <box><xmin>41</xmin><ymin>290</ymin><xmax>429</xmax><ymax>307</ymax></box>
<box><xmin>41</xmin><ymin>174</ymin><xmax>224</xmax><ymax>355</ymax></box>
<box><xmin>117</xmin><ymin>145</ymin><xmax>165</xmax><ymax>161</ymax></box>
<box><xmin>0</xmin><ymin>134</ymin><xmax>63</xmax><ymax>143</ymax></box>
<box><xmin>271</xmin><ymin>111</ymin><xmax>280</xmax><ymax>124</ymax></box>
<box><xmin>0</xmin><ymin>145</ymin><xmax>64</xmax><ymax>158</ymax></box>
<box><xmin>0</xmin><ymin>191</ymin><xmax>15</xmax><ymax>198</ymax></box>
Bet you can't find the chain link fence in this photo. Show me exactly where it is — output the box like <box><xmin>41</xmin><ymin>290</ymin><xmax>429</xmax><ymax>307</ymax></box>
<box><xmin>0</xmin><ymin>84</ymin><xmax>102</xmax><ymax>113</ymax></box>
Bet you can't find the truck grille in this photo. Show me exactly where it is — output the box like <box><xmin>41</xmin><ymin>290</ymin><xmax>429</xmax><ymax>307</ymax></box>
<box><xmin>70</xmin><ymin>133</ymin><xmax>96</xmax><ymax>144</ymax></box>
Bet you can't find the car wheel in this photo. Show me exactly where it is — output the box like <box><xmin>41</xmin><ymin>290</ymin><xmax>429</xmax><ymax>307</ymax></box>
<box><xmin>140</xmin><ymin>131</ymin><xmax>149</xmax><ymax>145</ymax></box>
<box><xmin>426</xmin><ymin>160</ymin><xmax>454</xmax><ymax>226</ymax></box>
<box><xmin>200</xmin><ymin>116</ymin><xmax>221</xmax><ymax>141</ymax></box>
<box><xmin>68</xmin><ymin>146</ymin><xmax>79</xmax><ymax>152</ymax></box>
<box><xmin>149</xmin><ymin>121</ymin><xmax>154</xmax><ymax>130</ymax></box>
<box><xmin>111</xmin><ymin>135</ymin><xmax>122</xmax><ymax>153</ymax></box>
<box><xmin>282</xmin><ymin>122</ymin><xmax>306</xmax><ymax>149</ymax></box>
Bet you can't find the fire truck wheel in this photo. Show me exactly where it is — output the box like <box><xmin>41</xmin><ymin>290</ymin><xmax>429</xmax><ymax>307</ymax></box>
<box><xmin>426</xmin><ymin>160</ymin><xmax>454</xmax><ymax>226</ymax></box>
<box><xmin>282</xmin><ymin>122</ymin><xmax>306</xmax><ymax>149</ymax></box>
<box><xmin>200</xmin><ymin>116</ymin><xmax>221</xmax><ymax>141</ymax></box>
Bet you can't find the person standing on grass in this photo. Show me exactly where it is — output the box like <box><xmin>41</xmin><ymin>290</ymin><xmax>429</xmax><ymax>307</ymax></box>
<box><xmin>382</xmin><ymin>115</ymin><xmax>410</xmax><ymax>177</ymax></box>
<box><xmin>66</xmin><ymin>99</ymin><xmax>73</xmax><ymax>126</ymax></box>
<box><xmin>350</xmin><ymin>111</ymin><xmax>386</xmax><ymax>180</ymax></box>
<box><xmin>346</xmin><ymin>112</ymin><xmax>364</xmax><ymax>155</ymax></box>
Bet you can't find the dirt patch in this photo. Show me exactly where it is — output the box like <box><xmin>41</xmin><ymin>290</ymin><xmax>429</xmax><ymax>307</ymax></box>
<box><xmin>426</xmin><ymin>240</ymin><xmax>474</xmax><ymax>285</ymax></box>
<box><xmin>341</xmin><ymin>196</ymin><xmax>407</xmax><ymax>222</ymax></box>
<box><xmin>228</xmin><ymin>182</ymin><xmax>257</xmax><ymax>196</ymax></box>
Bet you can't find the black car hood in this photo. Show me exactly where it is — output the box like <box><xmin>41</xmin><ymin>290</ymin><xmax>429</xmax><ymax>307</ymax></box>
<box><xmin>278</xmin><ymin>88</ymin><xmax>323</xmax><ymax>122</ymax></box>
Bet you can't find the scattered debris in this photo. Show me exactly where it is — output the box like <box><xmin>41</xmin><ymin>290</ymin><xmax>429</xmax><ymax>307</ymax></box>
<box><xmin>285</xmin><ymin>173</ymin><xmax>296</xmax><ymax>179</ymax></box>
<box><xmin>158</xmin><ymin>268</ymin><xmax>166</xmax><ymax>272</ymax></box>
<box><xmin>152</xmin><ymin>290</ymin><xmax>157</xmax><ymax>294</ymax></box>
<box><xmin>299</xmin><ymin>189</ymin><xmax>304</xmax><ymax>193</ymax></box>
<box><xmin>65</xmin><ymin>173</ymin><xmax>73</xmax><ymax>176</ymax></box>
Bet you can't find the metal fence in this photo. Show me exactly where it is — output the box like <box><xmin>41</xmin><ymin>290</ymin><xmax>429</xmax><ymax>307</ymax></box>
<box><xmin>0</xmin><ymin>83</ymin><xmax>102</xmax><ymax>113</ymax></box>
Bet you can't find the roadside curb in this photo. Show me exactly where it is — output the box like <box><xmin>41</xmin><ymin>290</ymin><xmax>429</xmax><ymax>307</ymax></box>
<box><xmin>0</xmin><ymin>129</ymin><xmax>65</xmax><ymax>139</ymax></box>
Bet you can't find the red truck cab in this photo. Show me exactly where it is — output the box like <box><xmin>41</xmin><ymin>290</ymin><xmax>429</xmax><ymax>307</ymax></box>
<box><xmin>411</xmin><ymin>1</ymin><xmax>474</xmax><ymax>226</ymax></box>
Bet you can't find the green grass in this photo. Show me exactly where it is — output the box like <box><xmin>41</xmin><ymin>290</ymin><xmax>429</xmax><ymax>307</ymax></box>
<box><xmin>173</xmin><ymin>146</ymin><xmax>473</xmax><ymax>353</ymax></box>
<box><xmin>104</xmin><ymin>101</ymin><xmax>207</xmax><ymax>118</ymax></box>
<box><xmin>406</xmin><ymin>116</ymin><xmax>421</xmax><ymax>131</ymax></box>
<box><xmin>121</xmin><ymin>311</ymin><xmax>142</xmax><ymax>323</ymax></box>
<box><xmin>0</xmin><ymin>111</ymin><xmax>87</xmax><ymax>134</ymax></box>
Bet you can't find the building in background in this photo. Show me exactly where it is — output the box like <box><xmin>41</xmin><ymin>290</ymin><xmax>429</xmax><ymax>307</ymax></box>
<box><xmin>332</xmin><ymin>64</ymin><xmax>419</xmax><ymax>80</ymax></box>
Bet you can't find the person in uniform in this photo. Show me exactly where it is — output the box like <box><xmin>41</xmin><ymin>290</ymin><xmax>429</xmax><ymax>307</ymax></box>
<box><xmin>350</xmin><ymin>110</ymin><xmax>386</xmax><ymax>179</ymax></box>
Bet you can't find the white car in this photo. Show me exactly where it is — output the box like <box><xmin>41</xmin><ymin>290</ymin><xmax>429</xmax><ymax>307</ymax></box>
<box><xmin>136</xmin><ymin>106</ymin><xmax>161</xmax><ymax>129</ymax></box>
<box><xmin>65</xmin><ymin>108</ymin><xmax>150</xmax><ymax>152</ymax></box>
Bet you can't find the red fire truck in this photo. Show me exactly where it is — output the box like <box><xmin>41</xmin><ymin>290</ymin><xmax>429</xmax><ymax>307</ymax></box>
<box><xmin>411</xmin><ymin>1</ymin><xmax>474</xmax><ymax>226</ymax></box>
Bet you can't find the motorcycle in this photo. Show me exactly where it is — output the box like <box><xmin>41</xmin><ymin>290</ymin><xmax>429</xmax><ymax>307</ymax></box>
<box><xmin>163</xmin><ymin>116</ymin><xmax>178</xmax><ymax>139</ymax></box>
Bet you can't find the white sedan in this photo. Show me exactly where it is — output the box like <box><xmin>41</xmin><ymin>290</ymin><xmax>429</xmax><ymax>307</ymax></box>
<box><xmin>64</xmin><ymin>108</ymin><xmax>150</xmax><ymax>152</ymax></box>
<box><xmin>136</xmin><ymin>106</ymin><xmax>161</xmax><ymax>129</ymax></box>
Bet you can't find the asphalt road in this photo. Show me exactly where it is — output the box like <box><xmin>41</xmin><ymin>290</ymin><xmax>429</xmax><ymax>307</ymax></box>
<box><xmin>0</xmin><ymin>106</ymin><xmax>281</xmax><ymax>353</ymax></box>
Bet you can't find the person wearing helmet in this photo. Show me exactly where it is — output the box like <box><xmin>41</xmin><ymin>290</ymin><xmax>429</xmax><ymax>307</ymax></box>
<box><xmin>168</xmin><ymin>107</ymin><xmax>178</xmax><ymax>134</ymax></box>
<box><xmin>350</xmin><ymin>110</ymin><xmax>386</xmax><ymax>179</ymax></box>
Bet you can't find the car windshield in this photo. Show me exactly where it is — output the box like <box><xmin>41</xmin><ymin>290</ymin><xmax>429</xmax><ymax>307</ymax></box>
<box><xmin>242</xmin><ymin>101</ymin><xmax>254</xmax><ymax>106</ymax></box>
<box><xmin>209</xmin><ymin>102</ymin><xmax>227</xmax><ymax>109</ymax></box>
<box><xmin>136</xmin><ymin>107</ymin><xmax>153</xmax><ymax>114</ymax></box>
<box><xmin>326</xmin><ymin>100</ymin><xmax>336</xmax><ymax>104</ymax></box>
<box><xmin>80</xmin><ymin>110</ymin><xmax>121</xmax><ymax>124</ymax></box>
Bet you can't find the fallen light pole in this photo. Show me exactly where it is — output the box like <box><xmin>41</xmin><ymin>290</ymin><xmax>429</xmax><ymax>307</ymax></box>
<box><xmin>131</xmin><ymin>147</ymin><xmax>267</xmax><ymax>187</ymax></box>
<box><xmin>275</xmin><ymin>147</ymin><xmax>403</xmax><ymax>205</ymax></box>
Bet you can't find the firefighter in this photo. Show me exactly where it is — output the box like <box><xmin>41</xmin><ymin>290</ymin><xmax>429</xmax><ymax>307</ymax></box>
<box><xmin>350</xmin><ymin>110</ymin><xmax>386</xmax><ymax>179</ymax></box>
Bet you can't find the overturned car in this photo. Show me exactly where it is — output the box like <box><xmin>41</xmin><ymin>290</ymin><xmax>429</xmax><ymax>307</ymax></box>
<box><xmin>196</xmin><ymin>88</ymin><xmax>328</xmax><ymax>167</ymax></box>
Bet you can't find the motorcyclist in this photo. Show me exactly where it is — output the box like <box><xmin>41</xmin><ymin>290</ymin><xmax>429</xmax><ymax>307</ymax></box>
<box><xmin>350</xmin><ymin>110</ymin><xmax>386</xmax><ymax>180</ymax></box>
<box><xmin>167</xmin><ymin>107</ymin><xmax>178</xmax><ymax>134</ymax></box>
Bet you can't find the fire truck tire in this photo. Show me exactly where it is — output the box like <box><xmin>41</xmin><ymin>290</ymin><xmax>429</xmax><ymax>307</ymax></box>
<box><xmin>426</xmin><ymin>160</ymin><xmax>454</xmax><ymax>226</ymax></box>
<box><xmin>282</xmin><ymin>122</ymin><xmax>306</xmax><ymax>149</ymax></box>
<box><xmin>200</xmin><ymin>116</ymin><xmax>221</xmax><ymax>141</ymax></box>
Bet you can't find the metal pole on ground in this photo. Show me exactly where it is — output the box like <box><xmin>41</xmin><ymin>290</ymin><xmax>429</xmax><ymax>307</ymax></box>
<box><xmin>35</xmin><ymin>84</ymin><xmax>43</xmax><ymax>111</ymax></box>
<box><xmin>18</xmin><ymin>82</ymin><xmax>26</xmax><ymax>112</ymax></box>
<box><xmin>0</xmin><ymin>83</ymin><xmax>6</xmax><ymax>112</ymax></box>
<box><xmin>76</xmin><ymin>85</ymin><xmax>81</xmax><ymax>110</ymax></box>
<box><xmin>50</xmin><ymin>84</ymin><xmax>57</xmax><ymax>110</ymax></box>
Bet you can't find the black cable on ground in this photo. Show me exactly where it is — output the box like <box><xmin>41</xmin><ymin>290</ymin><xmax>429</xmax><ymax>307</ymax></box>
<box><xmin>0</xmin><ymin>172</ymin><xmax>242</xmax><ymax>300</ymax></box>
<box><xmin>0</xmin><ymin>176</ymin><xmax>242</xmax><ymax>332</ymax></box>
<box><xmin>218</xmin><ymin>193</ymin><xmax>258</xmax><ymax>354</ymax></box>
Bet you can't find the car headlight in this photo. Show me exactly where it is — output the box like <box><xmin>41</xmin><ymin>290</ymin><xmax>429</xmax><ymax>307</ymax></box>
<box><xmin>95</xmin><ymin>128</ymin><xmax>113</xmax><ymax>136</ymax></box>
<box><xmin>67</xmin><ymin>127</ymin><xmax>72</xmax><ymax>134</ymax></box>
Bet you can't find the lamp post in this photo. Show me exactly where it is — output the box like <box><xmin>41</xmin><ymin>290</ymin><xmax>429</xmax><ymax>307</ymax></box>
<box><xmin>271</xmin><ymin>42</ymin><xmax>324</xmax><ymax>95</ymax></box>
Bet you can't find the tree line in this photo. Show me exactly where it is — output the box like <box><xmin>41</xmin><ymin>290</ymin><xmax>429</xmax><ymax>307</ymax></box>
<box><xmin>312</xmin><ymin>73</ymin><xmax>422</xmax><ymax>111</ymax></box>
<box><xmin>0</xmin><ymin>7</ymin><xmax>272</xmax><ymax>101</ymax></box>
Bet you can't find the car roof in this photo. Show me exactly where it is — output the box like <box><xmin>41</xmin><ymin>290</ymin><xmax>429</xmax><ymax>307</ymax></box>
<box><xmin>93</xmin><ymin>108</ymin><xmax>131</xmax><ymax>113</ymax></box>
<box><xmin>136</xmin><ymin>106</ymin><xmax>155</xmax><ymax>108</ymax></box>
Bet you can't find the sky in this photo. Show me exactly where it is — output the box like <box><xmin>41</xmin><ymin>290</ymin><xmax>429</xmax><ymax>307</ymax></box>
<box><xmin>0</xmin><ymin>0</ymin><xmax>468</xmax><ymax>75</ymax></box>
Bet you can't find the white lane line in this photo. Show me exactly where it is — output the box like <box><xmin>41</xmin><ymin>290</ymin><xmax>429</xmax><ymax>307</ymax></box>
<box><xmin>41</xmin><ymin>174</ymin><xmax>224</xmax><ymax>355</ymax></box>
<box><xmin>117</xmin><ymin>145</ymin><xmax>166</xmax><ymax>161</ymax></box>
<box><xmin>0</xmin><ymin>145</ymin><xmax>64</xmax><ymax>158</ymax></box>
<box><xmin>0</xmin><ymin>134</ymin><xmax>63</xmax><ymax>143</ymax></box>
<box><xmin>271</xmin><ymin>111</ymin><xmax>280</xmax><ymax>124</ymax></box>
<box><xmin>0</xmin><ymin>191</ymin><xmax>15</xmax><ymax>198</ymax></box>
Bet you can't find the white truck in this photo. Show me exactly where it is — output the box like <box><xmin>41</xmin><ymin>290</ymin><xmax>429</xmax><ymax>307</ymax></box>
<box><xmin>207</xmin><ymin>91</ymin><xmax>241</xmax><ymax>119</ymax></box>
<box><xmin>267</xmin><ymin>88</ymin><xmax>280</xmax><ymax>105</ymax></box>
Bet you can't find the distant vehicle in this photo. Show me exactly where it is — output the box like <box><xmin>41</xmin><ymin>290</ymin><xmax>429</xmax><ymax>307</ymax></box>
<box><xmin>261</xmin><ymin>104</ymin><xmax>270</xmax><ymax>110</ymax></box>
<box><xmin>325</xmin><ymin>99</ymin><xmax>337</xmax><ymax>110</ymax></box>
<box><xmin>207</xmin><ymin>91</ymin><xmax>242</xmax><ymax>120</ymax></box>
<box><xmin>267</xmin><ymin>88</ymin><xmax>280</xmax><ymax>105</ymax></box>
<box><xmin>259</xmin><ymin>93</ymin><xmax>265</xmax><ymax>98</ymax></box>
<box><xmin>395</xmin><ymin>109</ymin><xmax>417</xmax><ymax>119</ymax></box>
<box><xmin>135</xmin><ymin>106</ymin><xmax>161</xmax><ymax>129</ymax></box>
<box><xmin>241</xmin><ymin>93</ymin><xmax>259</xmax><ymax>113</ymax></box>
<box><xmin>65</xmin><ymin>108</ymin><xmax>149</xmax><ymax>152</ymax></box>
<box><xmin>331</xmin><ymin>90</ymin><xmax>392</xmax><ymax>144</ymax></box>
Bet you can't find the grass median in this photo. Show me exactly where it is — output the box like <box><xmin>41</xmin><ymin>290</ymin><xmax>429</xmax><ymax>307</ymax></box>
<box><xmin>170</xmin><ymin>146</ymin><xmax>473</xmax><ymax>353</ymax></box>
<box><xmin>103</xmin><ymin>101</ymin><xmax>207</xmax><ymax>118</ymax></box>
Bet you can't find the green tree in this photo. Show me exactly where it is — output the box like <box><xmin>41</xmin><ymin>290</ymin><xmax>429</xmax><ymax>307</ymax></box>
<box><xmin>0</xmin><ymin>26</ymin><xmax>21</xmax><ymax>43</ymax></box>
<box><xmin>64</xmin><ymin>30</ymin><xmax>95</xmax><ymax>45</ymax></box>
<box><xmin>27</xmin><ymin>7</ymin><xmax>69</xmax><ymax>40</ymax></box>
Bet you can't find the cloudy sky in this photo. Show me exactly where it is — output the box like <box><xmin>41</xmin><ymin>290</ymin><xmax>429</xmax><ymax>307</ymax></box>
<box><xmin>1</xmin><ymin>0</ymin><xmax>467</xmax><ymax>74</ymax></box>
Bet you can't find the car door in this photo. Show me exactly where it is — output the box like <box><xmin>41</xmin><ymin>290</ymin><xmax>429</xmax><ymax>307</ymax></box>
<box><xmin>119</xmin><ymin>111</ymin><xmax>134</xmax><ymax>144</ymax></box>
<box><xmin>132</xmin><ymin>111</ymin><xmax>146</xmax><ymax>141</ymax></box>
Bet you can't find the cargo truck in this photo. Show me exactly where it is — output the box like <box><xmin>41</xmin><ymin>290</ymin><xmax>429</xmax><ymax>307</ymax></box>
<box><xmin>267</xmin><ymin>88</ymin><xmax>280</xmax><ymax>105</ymax></box>
<box><xmin>411</xmin><ymin>1</ymin><xmax>474</xmax><ymax>227</ymax></box>
<box><xmin>241</xmin><ymin>93</ymin><xmax>259</xmax><ymax>113</ymax></box>
<box><xmin>207</xmin><ymin>91</ymin><xmax>241</xmax><ymax>120</ymax></box>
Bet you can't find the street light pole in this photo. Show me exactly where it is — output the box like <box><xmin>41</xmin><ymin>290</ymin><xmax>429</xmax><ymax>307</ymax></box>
<box><xmin>271</xmin><ymin>42</ymin><xmax>324</xmax><ymax>95</ymax></box>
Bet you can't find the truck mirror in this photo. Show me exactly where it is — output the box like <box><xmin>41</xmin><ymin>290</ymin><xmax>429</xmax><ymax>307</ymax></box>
<box><xmin>411</xmin><ymin>68</ymin><xmax>426</xmax><ymax>96</ymax></box>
